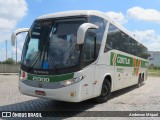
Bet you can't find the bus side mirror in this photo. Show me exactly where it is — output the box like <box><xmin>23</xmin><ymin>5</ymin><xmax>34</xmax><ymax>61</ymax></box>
<box><xmin>11</xmin><ymin>28</ymin><xmax>29</xmax><ymax>46</ymax></box>
<box><xmin>77</xmin><ymin>23</ymin><xmax>98</xmax><ymax>44</ymax></box>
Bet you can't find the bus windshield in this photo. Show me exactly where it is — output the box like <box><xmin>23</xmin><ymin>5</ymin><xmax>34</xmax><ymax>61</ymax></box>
<box><xmin>21</xmin><ymin>18</ymin><xmax>86</xmax><ymax>70</ymax></box>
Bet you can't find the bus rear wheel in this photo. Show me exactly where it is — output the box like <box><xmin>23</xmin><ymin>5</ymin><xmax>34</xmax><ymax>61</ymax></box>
<box><xmin>94</xmin><ymin>79</ymin><xmax>111</xmax><ymax>103</ymax></box>
<box><xmin>137</xmin><ymin>74</ymin><xmax>144</xmax><ymax>87</ymax></box>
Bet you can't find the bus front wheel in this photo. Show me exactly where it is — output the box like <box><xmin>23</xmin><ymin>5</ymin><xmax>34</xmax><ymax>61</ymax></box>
<box><xmin>94</xmin><ymin>79</ymin><xmax>111</xmax><ymax>103</ymax></box>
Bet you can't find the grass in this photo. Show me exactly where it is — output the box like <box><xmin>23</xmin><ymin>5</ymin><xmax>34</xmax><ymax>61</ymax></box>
<box><xmin>148</xmin><ymin>68</ymin><xmax>160</xmax><ymax>77</ymax></box>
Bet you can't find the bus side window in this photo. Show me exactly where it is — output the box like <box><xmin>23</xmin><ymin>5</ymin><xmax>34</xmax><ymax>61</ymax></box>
<box><xmin>89</xmin><ymin>16</ymin><xmax>107</xmax><ymax>58</ymax></box>
<box><xmin>104</xmin><ymin>41</ymin><xmax>112</xmax><ymax>52</ymax></box>
<box><xmin>104</xmin><ymin>24</ymin><xmax>118</xmax><ymax>52</ymax></box>
<box><xmin>104</xmin><ymin>23</ymin><xmax>148</xmax><ymax>60</ymax></box>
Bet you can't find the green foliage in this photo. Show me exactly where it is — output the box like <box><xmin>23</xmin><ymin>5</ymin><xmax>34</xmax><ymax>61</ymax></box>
<box><xmin>149</xmin><ymin>65</ymin><xmax>160</xmax><ymax>70</ymax></box>
<box><xmin>148</xmin><ymin>67</ymin><xmax>160</xmax><ymax>76</ymax></box>
<box><xmin>0</xmin><ymin>59</ymin><xmax>21</xmax><ymax>65</ymax></box>
<box><xmin>1</xmin><ymin>58</ymin><xmax>16</xmax><ymax>65</ymax></box>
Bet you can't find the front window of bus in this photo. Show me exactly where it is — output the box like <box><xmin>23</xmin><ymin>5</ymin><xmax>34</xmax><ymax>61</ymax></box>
<box><xmin>21</xmin><ymin>18</ymin><xmax>86</xmax><ymax>70</ymax></box>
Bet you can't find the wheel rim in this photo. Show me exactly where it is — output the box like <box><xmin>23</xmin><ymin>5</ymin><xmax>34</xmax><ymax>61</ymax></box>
<box><xmin>101</xmin><ymin>85</ymin><xmax>108</xmax><ymax>97</ymax></box>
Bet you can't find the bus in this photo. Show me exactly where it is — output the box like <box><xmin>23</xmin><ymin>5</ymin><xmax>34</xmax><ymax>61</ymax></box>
<box><xmin>11</xmin><ymin>10</ymin><xmax>149</xmax><ymax>103</ymax></box>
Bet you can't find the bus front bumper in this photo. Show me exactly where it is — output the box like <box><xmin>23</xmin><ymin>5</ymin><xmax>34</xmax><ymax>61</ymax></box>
<box><xmin>19</xmin><ymin>80</ymin><xmax>81</xmax><ymax>102</ymax></box>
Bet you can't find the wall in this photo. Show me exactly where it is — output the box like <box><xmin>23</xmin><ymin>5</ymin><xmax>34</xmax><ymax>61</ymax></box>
<box><xmin>0</xmin><ymin>64</ymin><xmax>20</xmax><ymax>73</ymax></box>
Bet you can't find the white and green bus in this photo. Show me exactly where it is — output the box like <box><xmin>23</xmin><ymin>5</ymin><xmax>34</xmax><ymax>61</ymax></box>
<box><xmin>11</xmin><ymin>10</ymin><xmax>149</xmax><ymax>103</ymax></box>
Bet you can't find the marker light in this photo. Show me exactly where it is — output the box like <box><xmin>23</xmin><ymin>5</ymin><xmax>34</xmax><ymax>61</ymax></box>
<box><xmin>70</xmin><ymin>91</ymin><xmax>76</xmax><ymax>97</ymax></box>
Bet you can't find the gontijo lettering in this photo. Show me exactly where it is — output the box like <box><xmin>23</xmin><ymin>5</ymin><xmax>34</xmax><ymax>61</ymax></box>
<box><xmin>117</xmin><ymin>56</ymin><xmax>130</xmax><ymax>65</ymax></box>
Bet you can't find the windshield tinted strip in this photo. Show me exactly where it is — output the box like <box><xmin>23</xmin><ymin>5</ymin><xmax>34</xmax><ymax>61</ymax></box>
<box><xmin>27</xmin><ymin>73</ymin><xmax>74</xmax><ymax>82</ymax></box>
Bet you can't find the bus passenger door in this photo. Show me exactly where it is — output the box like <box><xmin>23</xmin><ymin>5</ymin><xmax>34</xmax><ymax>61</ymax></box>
<box><xmin>111</xmin><ymin>53</ymin><xmax>123</xmax><ymax>91</ymax></box>
<box><xmin>114</xmin><ymin>66</ymin><xmax>123</xmax><ymax>90</ymax></box>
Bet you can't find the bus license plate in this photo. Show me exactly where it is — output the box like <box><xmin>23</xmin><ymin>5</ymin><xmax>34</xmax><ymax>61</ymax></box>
<box><xmin>35</xmin><ymin>90</ymin><xmax>46</xmax><ymax>96</ymax></box>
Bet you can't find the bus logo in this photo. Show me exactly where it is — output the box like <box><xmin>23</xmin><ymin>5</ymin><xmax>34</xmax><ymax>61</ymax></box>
<box><xmin>33</xmin><ymin>77</ymin><xmax>50</xmax><ymax>82</ymax></box>
<box><xmin>38</xmin><ymin>83</ymin><xmax>43</xmax><ymax>88</ymax></box>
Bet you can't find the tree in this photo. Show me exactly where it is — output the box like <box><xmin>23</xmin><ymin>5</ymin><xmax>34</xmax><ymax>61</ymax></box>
<box><xmin>17</xmin><ymin>61</ymin><xmax>21</xmax><ymax>65</ymax></box>
<box><xmin>3</xmin><ymin>58</ymin><xmax>15</xmax><ymax>65</ymax></box>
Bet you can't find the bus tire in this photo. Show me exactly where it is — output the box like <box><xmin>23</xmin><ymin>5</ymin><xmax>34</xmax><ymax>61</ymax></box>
<box><xmin>142</xmin><ymin>73</ymin><xmax>144</xmax><ymax>82</ymax></box>
<box><xmin>137</xmin><ymin>74</ymin><xmax>142</xmax><ymax>87</ymax></box>
<box><xmin>94</xmin><ymin>79</ymin><xmax>111</xmax><ymax>103</ymax></box>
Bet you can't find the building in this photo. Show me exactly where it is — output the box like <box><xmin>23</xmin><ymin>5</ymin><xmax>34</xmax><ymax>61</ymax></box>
<box><xmin>148</xmin><ymin>51</ymin><xmax>160</xmax><ymax>67</ymax></box>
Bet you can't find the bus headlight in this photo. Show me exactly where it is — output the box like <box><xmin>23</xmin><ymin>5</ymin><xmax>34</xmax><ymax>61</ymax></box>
<box><xmin>59</xmin><ymin>80</ymin><xmax>72</xmax><ymax>86</ymax></box>
<box><xmin>59</xmin><ymin>75</ymin><xmax>85</xmax><ymax>86</ymax></box>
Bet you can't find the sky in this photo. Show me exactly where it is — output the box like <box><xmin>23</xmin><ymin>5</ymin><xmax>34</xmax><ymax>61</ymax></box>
<box><xmin>0</xmin><ymin>0</ymin><xmax>160</xmax><ymax>61</ymax></box>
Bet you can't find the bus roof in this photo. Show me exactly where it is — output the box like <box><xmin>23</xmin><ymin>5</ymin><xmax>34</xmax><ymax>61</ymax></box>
<box><xmin>37</xmin><ymin>10</ymin><xmax>105</xmax><ymax>19</ymax></box>
<box><xmin>37</xmin><ymin>10</ymin><xmax>148</xmax><ymax>50</ymax></box>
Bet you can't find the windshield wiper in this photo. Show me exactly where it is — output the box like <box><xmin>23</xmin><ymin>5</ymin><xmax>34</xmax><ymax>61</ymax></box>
<box><xmin>66</xmin><ymin>44</ymin><xmax>77</xmax><ymax>64</ymax></box>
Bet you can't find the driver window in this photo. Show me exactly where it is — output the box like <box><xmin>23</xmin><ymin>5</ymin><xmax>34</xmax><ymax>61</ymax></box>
<box><xmin>83</xmin><ymin>34</ymin><xmax>95</xmax><ymax>61</ymax></box>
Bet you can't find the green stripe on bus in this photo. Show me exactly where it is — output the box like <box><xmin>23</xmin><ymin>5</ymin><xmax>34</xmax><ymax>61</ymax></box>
<box><xmin>27</xmin><ymin>73</ymin><xmax>74</xmax><ymax>82</ymax></box>
<box><xmin>110</xmin><ymin>52</ymin><xmax>114</xmax><ymax>66</ymax></box>
<box><xmin>110</xmin><ymin>52</ymin><xmax>148</xmax><ymax>68</ymax></box>
<box><xmin>141</xmin><ymin>60</ymin><xmax>148</xmax><ymax>68</ymax></box>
